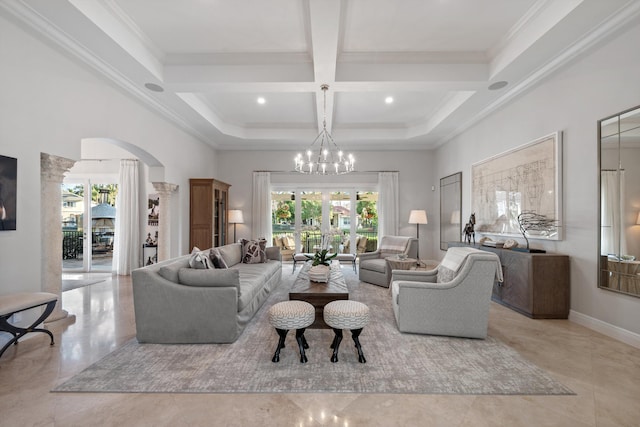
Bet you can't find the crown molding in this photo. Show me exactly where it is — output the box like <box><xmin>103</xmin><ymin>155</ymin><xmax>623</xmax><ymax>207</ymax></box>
<box><xmin>0</xmin><ymin>0</ymin><xmax>214</xmax><ymax>148</ymax></box>
<box><xmin>436</xmin><ymin>0</ymin><xmax>640</xmax><ymax>148</ymax></box>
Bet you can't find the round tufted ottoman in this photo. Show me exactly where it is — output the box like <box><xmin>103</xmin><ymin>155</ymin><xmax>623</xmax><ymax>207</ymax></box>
<box><xmin>268</xmin><ymin>301</ymin><xmax>315</xmax><ymax>363</ymax></box>
<box><xmin>323</xmin><ymin>300</ymin><xmax>370</xmax><ymax>363</ymax></box>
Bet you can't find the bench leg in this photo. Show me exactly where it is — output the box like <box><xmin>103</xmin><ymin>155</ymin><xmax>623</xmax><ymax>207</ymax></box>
<box><xmin>271</xmin><ymin>328</ymin><xmax>288</xmax><ymax>363</ymax></box>
<box><xmin>295</xmin><ymin>328</ymin><xmax>309</xmax><ymax>363</ymax></box>
<box><xmin>329</xmin><ymin>328</ymin><xmax>343</xmax><ymax>363</ymax></box>
<box><xmin>351</xmin><ymin>328</ymin><xmax>366</xmax><ymax>363</ymax></box>
<box><xmin>0</xmin><ymin>300</ymin><xmax>56</xmax><ymax>359</ymax></box>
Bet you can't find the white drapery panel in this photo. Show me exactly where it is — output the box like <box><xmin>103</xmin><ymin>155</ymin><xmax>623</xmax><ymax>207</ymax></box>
<box><xmin>252</xmin><ymin>171</ymin><xmax>272</xmax><ymax>244</ymax></box>
<box><xmin>114</xmin><ymin>159</ymin><xmax>140</xmax><ymax>275</ymax></box>
<box><xmin>601</xmin><ymin>170</ymin><xmax>627</xmax><ymax>257</ymax></box>
<box><xmin>378</xmin><ymin>172</ymin><xmax>399</xmax><ymax>238</ymax></box>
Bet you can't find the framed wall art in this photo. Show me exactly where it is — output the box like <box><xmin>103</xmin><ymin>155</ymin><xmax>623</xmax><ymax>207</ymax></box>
<box><xmin>0</xmin><ymin>154</ymin><xmax>17</xmax><ymax>231</ymax></box>
<box><xmin>471</xmin><ymin>132</ymin><xmax>562</xmax><ymax>241</ymax></box>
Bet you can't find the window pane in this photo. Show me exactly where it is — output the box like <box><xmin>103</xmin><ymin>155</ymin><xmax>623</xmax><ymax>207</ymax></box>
<box><xmin>357</xmin><ymin>191</ymin><xmax>378</xmax><ymax>252</ymax></box>
<box><xmin>300</xmin><ymin>191</ymin><xmax>322</xmax><ymax>252</ymax></box>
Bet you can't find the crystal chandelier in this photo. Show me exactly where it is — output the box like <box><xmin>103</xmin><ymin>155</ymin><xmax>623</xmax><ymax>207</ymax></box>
<box><xmin>295</xmin><ymin>84</ymin><xmax>355</xmax><ymax>175</ymax></box>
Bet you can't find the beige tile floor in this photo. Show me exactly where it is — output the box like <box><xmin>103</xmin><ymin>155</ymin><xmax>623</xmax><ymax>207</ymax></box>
<box><xmin>1</xmin><ymin>273</ymin><xmax>639</xmax><ymax>427</ymax></box>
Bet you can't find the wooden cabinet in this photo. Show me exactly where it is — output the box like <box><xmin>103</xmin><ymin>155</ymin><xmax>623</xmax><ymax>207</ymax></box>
<box><xmin>189</xmin><ymin>179</ymin><xmax>230</xmax><ymax>250</ymax></box>
<box><xmin>448</xmin><ymin>243</ymin><xmax>570</xmax><ymax>319</ymax></box>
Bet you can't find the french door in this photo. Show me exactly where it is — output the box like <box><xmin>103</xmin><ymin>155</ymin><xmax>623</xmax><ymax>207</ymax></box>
<box><xmin>272</xmin><ymin>188</ymin><xmax>378</xmax><ymax>254</ymax></box>
<box><xmin>61</xmin><ymin>180</ymin><xmax>118</xmax><ymax>272</ymax></box>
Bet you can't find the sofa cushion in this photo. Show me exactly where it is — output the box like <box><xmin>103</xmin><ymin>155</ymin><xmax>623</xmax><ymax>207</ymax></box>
<box><xmin>189</xmin><ymin>247</ymin><xmax>212</xmax><ymax>269</ymax></box>
<box><xmin>158</xmin><ymin>259</ymin><xmax>190</xmax><ymax>282</ymax></box>
<box><xmin>360</xmin><ymin>257</ymin><xmax>387</xmax><ymax>274</ymax></box>
<box><xmin>241</xmin><ymin>239</ymin><xmax>267</xmax><ymax>264</ymax></box>
<box><xmin>282</xmin><ymin>235</ymin><xmax>295</xmax><ymax>250</ymax></box>
<box><xmin>357</xmin><ymin>236</ymin><xmax>368</xmax><ymax>252</ymax></box>
<box><xmin>209</xmin><ymin>248</ymin><xmax>228</xmax><ymax>269</ymax></box>
<box><xmin>233</xmin><ymin>261</ymin><xmax>281</xmax><ymax>311</ymax></box>
<box><xmin>178</xmin><ymin>268</ymin><xmax>240</xmax><ymax>289</ymax></box>
<box><xmin>217</xmin><ymin>243</ymin><xmax>242</xmax><ymax>267</ymax></box>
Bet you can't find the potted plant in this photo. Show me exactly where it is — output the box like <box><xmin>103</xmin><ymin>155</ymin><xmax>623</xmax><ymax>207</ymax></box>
<box><xmin>305</xmin><ymin>249</ymin><xmax>337</xmax><ymax>266</ymax></box>
<box><xmin>305</xmin><ymin>249</ymin><xmax>337</xmax><ymax>282</ymax></box>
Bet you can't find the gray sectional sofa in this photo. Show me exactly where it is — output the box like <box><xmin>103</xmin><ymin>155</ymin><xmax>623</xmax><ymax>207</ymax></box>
<box><xmin>132</xmin><ymin>242</ymin><xmax>282</xmax><ymax>344</ymax></box>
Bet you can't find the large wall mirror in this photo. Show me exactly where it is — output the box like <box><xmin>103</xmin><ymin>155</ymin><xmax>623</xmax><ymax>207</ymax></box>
<box><xmin>599</xmin><ymin>104</ymin><xmax>640</xmax><ymax>297</ymax></box>
<box><xmin>440</xmin><ymin>172</ymin><xmax>462</xmax><ymax>250</ymax></box>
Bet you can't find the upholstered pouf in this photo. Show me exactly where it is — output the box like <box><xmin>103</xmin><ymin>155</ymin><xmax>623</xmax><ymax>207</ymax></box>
<box><xmin>268</xmin><ymin>301</ymin><xmax>315</xmax><ymax>363</ymax></box>
<box><xmin>323</xmin><ymin>300</ymin><xmax>370</xmax><ymax>363</ymax></box>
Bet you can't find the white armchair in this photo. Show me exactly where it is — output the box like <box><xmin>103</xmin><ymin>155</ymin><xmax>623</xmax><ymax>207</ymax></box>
<box><xmin>358</xmin><ymin>236</ymin><xmax>418</xmax><ymax>287</ymax></box>
<box><xmin>390</xmin><ymin>247</ymin><xmax>502</xmax><ymax>339</ymax></box>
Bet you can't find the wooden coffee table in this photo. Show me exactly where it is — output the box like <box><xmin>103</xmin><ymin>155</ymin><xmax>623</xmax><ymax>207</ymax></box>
<box><xmin>289</xmin><ymin>261</ymin><xmax>349</xmax><ymax>328</ymax></box>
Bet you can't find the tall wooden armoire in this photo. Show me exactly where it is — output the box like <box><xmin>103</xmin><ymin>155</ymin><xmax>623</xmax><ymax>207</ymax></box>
<box><xmin>189</xmin><ymin>178</ymin><xmax>231</xmax><ymax>250</ymax></box>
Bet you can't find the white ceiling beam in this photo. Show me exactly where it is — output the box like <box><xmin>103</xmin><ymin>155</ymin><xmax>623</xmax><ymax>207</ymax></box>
<box><xmin>68</xmin><ymin>0</ymin><xmax>164</xmax><ymax>80</ymax></box>
<box><xmin>489</xmin><ymin>0</ymin><xmax>583</xmax><ymax>78</ymax></box>
<box><xmin>164</xmin><ymin>63</ymin><xmax>313</xmax><ymax>85</ymax></box>
<box><xmin>309</xmin><ymin>0</ymin><xmax>341</xmax><ymax>133</ymax></box>
<box><xmin>337</xmin><ymin>62</ymin><xmax>489</xmax><ymax>83</ymax></box>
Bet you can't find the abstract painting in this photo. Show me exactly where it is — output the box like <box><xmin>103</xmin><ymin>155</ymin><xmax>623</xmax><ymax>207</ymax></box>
<box><xmin>0</xmin><ymin>154</ymin><xmax>17</xmax><ymax>230</ymax></box>
<box><xmin>471</xmin><ymin>132</ymin><xmax>562</xmax><ymax>240</ymax></box>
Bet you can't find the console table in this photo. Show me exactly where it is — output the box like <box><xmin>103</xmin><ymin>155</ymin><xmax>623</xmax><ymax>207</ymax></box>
<box><xmin>448</xmin><ymin>242</ymin><xmax>570</xmax><ymax>319</ymax></box>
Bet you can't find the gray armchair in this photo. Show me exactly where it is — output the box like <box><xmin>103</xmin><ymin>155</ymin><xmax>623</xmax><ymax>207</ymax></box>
<box><xmin>358</xmin><ymin>236</ymin><xmax>418</xmax><ymax>287</ymax></box>
<box><xmin>390</xmin><ymin>247</ymin><xmax>502</xmax><ymax>339</ymax></box>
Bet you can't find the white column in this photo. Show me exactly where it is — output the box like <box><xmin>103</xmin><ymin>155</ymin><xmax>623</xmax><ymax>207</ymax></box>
<box><xmin>152</xmin><ymin>182</ymin><xmax>178</xmax><ymax>262</ymax></box>
<box><xmin>41</xmin><ymin>153</ymin><xmax>76</xmax><ymax>324</ymax></box>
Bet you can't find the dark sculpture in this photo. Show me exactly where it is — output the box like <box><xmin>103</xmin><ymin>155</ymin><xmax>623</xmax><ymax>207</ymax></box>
<box><xmin>463</xmin><ymin>213</ymin><xmax>476</xmax><ymax>244</ymax></box>
<box><xmin>516</xmin><ymin>211</ymin><xmax>557</xmax><ymax>253</ymax></box>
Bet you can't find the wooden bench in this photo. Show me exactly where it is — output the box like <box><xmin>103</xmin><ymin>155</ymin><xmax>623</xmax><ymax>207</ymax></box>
<box><xmin>292</xmin><ymin>253</ymin><xmax>357</xmax><ymax>273</ymax></box>
<box><xmin>0</xmin><ymin>292</ymin><xmax>58</xmax><ymax>359</ymax></box>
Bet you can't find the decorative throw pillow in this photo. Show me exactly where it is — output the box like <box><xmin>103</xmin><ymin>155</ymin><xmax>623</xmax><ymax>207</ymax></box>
<box><xmin>437</xmin><ymin>266</ymin><xmax>456</xmax><ymax>283</ymax></box>
<box><xmin>209</xmin><ymin>248</ymin><xmax>228</xmax><ymax>269</ymax></box>
<box><xmin>188</xmin><ymin>246</ymin><xmax>212</xmax><ymax>269</ymax></box>
<box><xmin>241</xmin><ymin>238</ymin><xmax>267</xmax><ymax>264</ymax></box>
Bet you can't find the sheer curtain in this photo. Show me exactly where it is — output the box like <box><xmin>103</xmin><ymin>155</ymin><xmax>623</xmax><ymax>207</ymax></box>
<box><xmin>114</xmin><ymin>159</ymin><xmax>140</xmax><ymax>275</ymax></box>
<box><xmin>252</xmin><ymin>172</ymin><xmax>272</xmax><ymax>244</ymax></box>
<box><xmin>601</xmin><ymin>170</ymin><xmax>626</xmax><ymax>257</ymax></box>
<box><xmin>378</xmin><ymin>172</ymin><xmax>399</xmax><ymax>238</ymax></box>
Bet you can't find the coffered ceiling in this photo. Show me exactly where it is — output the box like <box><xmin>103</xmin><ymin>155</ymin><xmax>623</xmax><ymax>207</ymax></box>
<box><xmin>2</xmin><ymin>0</ymin><xmax>639</xmax><ymax>150</ymax></box>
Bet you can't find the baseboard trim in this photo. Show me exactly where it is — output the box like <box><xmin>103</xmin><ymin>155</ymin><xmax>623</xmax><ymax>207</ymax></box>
<box><xmin>569</xmin><ymin>310</ymin><xmax>640</xmax><ymax>349</ymax></box>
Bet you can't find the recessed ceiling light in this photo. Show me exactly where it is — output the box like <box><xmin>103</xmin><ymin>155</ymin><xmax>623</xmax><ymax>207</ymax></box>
<box><xmin>144</xmin><ymin>82</ymin><xmax>164</xmax><ymax>92</ymax></box>
<box><xmin>488</xmin><ymin>81</ymin><xmax>508</xmax><ymax>91</ymax></box>
<box><xmin>385</xmin><ymin>96</ymin><xmax>394</xmax><ymax>104</ymax></box>
<box><xmin>257</xmin><ymin>97</ymin><xmax>266</xmax><ymax>104</ymax></box>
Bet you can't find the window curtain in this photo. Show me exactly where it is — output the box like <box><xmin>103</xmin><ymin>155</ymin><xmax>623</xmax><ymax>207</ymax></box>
<box><xmin>252</xmin><ymin>171</ymin><xmax>272</xmax><ymax>244</ymax></box>
<box><xmin>378</xmin><ymin>172</ymin><xmax>399</xmax><ymax>238</ymax></box>
<box><xmin>601</xmin><ymin>170</ymin><xmax>627</xmax><ymax>257</ymax></box>
<box><xmin>114</xmin><ymin>159</ymin><xmax>140</xmax><ymax>275</ymax></box>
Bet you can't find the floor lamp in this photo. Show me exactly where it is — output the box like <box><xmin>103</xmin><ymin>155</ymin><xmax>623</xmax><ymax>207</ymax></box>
<box><xmin>228</xmin><ymin>210</ymin><xmax>244</xmax><ymax>243</ymax></box>
<box><xmin>408</xmin><ymin>210</ymin><xmax>428</xmax><ymax>265</ymax></box>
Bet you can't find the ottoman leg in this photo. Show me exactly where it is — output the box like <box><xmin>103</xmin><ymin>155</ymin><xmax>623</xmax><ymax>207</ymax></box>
<box><xmin>351</xmin><ymin>328</ymin><xmax>366</xmax><ymax>363</ymax></box>
<box><xmin>272</xmin><ymin>328</ymin><xmax>288</xmax><ymax>363</ymax></box>
<box><xmin>295</xmin><ymin>328</ymin><xmax>309</xmax><ymax>363</ymax></box>
<box><xmin>330</xmin><ymin>328</ymin><xmax>343</xmax><ymax>363</ymax></box>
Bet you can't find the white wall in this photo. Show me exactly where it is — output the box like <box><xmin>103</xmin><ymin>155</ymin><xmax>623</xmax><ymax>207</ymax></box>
<box><xmin>0</xmin><ymin>15</ymin><xmax>217</xmax><ymax>295</ymax></box>
<box><xmin>432</xmin><ymin>21</ymin><xmax>640</xmax><ymax>337</ymax></box>
<box><xmin>216</xmin><ymin>150</ymin><xmax>435</xmax><ymax>258</ymax></box>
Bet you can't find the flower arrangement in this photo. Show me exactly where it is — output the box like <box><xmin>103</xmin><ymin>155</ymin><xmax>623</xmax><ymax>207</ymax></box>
<box><xmin>305</xmin><ymin>249</ymin><xmax>337</xmax><ymax>266</ymax></box>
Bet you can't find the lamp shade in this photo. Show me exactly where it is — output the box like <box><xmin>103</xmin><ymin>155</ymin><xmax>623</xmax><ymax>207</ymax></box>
<box><xmin>408</xmin><ymin>210</ymin><xmax>428</xmax><ymax>224</ymax></box>
<box><xmin>637</xmin><ymin>211</ymin><xmax>640</xmax><ymax>225</ymax></box>
<box><xmin>228</xmin><ymin>210</ymin><xmax>244</xmax><ymax>224</ymax></box>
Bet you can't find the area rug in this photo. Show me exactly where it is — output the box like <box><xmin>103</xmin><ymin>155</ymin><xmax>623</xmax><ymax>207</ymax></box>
<box><xmin>62</xmin><ymin>279</ymin><xmax>105</xmax><ymax>292</ymax></box>
<box><xmin>53</xmin><ymin>266</ymin><xmax>573</xmax><ymax>395</ymax></box>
